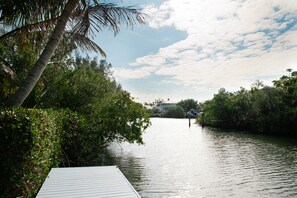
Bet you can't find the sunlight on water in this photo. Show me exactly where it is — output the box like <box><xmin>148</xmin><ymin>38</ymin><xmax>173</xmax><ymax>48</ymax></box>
<box><xmin>105</xmin><ymin>118</ymin><xmax>297</xmax><ymax>198</ymax></box>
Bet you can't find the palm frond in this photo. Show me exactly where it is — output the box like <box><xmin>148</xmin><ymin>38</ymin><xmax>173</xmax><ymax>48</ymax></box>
<box><xmin>71</xmin><ymin>3</ymin><xmax>146</xmax><ymax>37</ymax></box>
<box><xmin>0</xmin><ymin>0</ymin><xmax>65</xmax><ymax>27</ymax></box>
<box><xmin>0</xmin><ymin>17</ymin><xmax>58</xmax><ymax>42</ymax></box>
<box><xmin>64</xmin><ymin>32</ymin><xmax>106</xmax><ymax>57</ymax></box>
<box><xmin>69</xmin><ymin>1</ymin><xmax>91</xmax><ymax>36</ymax></box>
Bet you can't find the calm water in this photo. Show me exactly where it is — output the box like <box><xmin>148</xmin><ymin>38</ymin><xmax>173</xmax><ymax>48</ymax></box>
<box><xmin>100</xmin><ymin>118</ymin><xmax>297</xmax><ymax>198</ymax></box>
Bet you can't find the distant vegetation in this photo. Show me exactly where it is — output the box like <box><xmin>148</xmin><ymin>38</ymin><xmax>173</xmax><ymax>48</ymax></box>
<box><xmin>177</xmin><ymin>99</ymin><xmax>201</xmax><ymax>113</ymax></box>
<box><xmin>163</xmin><ymin>106</ymin><xmax>185</xmax><ymax>118</ymax></box>
<box><xmin>147</xmin><ymin>98</ymin><xmax>201</xmax><ymax>118</ymax></box>
<box><xmin>198</xmin><ymin>69</ymin><xmax>297</xmax><ymax>136</ymax></box>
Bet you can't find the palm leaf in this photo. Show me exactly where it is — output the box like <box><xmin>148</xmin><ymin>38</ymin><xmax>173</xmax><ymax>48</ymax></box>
<box><xmin>1</xmin><ymin>2</ymin><xmax>145</xmax><ymax>43</ymax></box>
<box><xmin>71</xmin><ymin>3</ymin><xmax>145</xmax><ymax>37</ymax></box>
<box><xmin>0</xmin><ymin>0</ymin><xmax>65</xmax><ymax>26</ymax></box>
<box><xmin>0</xmin><ymin>17</ymin><xmax>58</xmax><ymax>42</ymax></box>
<box><xmin>64</xmin><ymin>32</ymin><xmax>106</xmax><ymax>57</ymax></box>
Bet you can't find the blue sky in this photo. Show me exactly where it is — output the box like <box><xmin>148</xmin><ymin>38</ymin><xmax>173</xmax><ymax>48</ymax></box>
<box><xmin>94</xmin><ymin>0</ymin><xmax>297</xmax><ymax>103</ymax></box>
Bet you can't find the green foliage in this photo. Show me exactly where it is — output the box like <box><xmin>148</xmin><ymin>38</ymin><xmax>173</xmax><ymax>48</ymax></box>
<box><xmin>0</xmin><ymin>105</ymin><xmax>149</xmax><ymax>197</ymax></box>
<box><xmin>94</xmin><ymin>92</ymin><xmax>150</xmax><ymax>144</ymax></box>
<box><xmin>1</xmin><ymin>0</ymin><xmax>145</xmax><ymax>107</ymax></box>
<box><xmin>0</xmin><ymin>2</ymin><xmax>149</xmax><ymax>196</ymax></box>
<box><xmin>163</xmin><ymin>105</ymin><xmax>185</xmax><ymax>118</ymax></box>
<box><xmin>20</xmin><ymin>57</ymin><xmax>149</xmax><ymax>166</ymax></box>
<box><xmin>57</xmin><ymin>109</ymin><xmax>91</xmax><ymax>166</ymax></box>
<box><xmin>36</xmin><ymin>66</ymin><xmax>112</xmax><ymax>110</ymax></box>
<box><xmin>58</xmin><ymin>93</ymin><xmax>150</xmax><ymax>166</ymax></box>
<box><xmin>74</xmin><ymin>55</ymin><xmax>113</xmax><ymax>79</ymax></box>
<box><xmin>0</xmin><ymin>18</ymin><xmax>150</xmax><ymax>195</ymax></box>
<box><xmin>150</xmin><ymin>107</ymin><xmax>162</xmax><ymax>117</ymax></box>
<box><xmin>0</xmin><ymin>30</ymin><xmax>76</xmax><ymax>107</ymax></box>
<box><xmin>1</xmin><ymin>52</ymin><xmax>150</xmax><ymax>163</ymax></box>
<box><xmin>177</xmin><ymin>99</ymin><xmax>198</xmax><ymax>112</ymax></box>
<box><xmin>0</xmin><ymin>108</ymin><xmax>62</xmax><ymax>198</ymax></box>
<box><xmin>202</xmin><ymin>88</ymin><xmax>234</xmax><ymax>127</ymax></box>
<box><xmin>24</xmin><ymin>57</ymin><xmax>120</xmax><ymax>111</ymax></box>
<box><xmin>199</xmin><ymin>70</ymin><xmax>297</xmax><ymax>136</ymax></box>
<box><xmin>0</xmin><ymin>39</ymin><xmax>38</xmax><ymax>104</ymax></box>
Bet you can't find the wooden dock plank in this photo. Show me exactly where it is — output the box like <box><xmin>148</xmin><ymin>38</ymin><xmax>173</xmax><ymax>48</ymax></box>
<box><xmin>36</xmin><ymin>166</ymin><xmax>140</xmax><ymax>198</ymax></box>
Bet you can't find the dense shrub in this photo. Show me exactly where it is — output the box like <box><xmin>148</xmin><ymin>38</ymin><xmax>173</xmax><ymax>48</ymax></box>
<box><xmin>57</xmin><ymin>110</ymin><xmax>94</xmax><ymax>166</ymax></box>
<box><xmin>198</xmin><ymin>70</ymin><xmax>297</xmax><ymax>136</ymax></box>
<box><xmin>0</xmin><ymin>104</ymin><xmax>150</xmax><ymax>197</ymax></box>
<box><xmin>56</xmin><ymin>92</ymin><xmax>150</xmax><ymax>166</ymax></box>
<box><xmin>94</xmin><ymin>92</ymin><xmax>151</xmax><ymax>145</ymax></box>
<box><xmin>0</xmin><ymin>108</ymin><xmax>62</xmax><ymax>198</ymax></box>
<box><xmin>0</xmin><ymin>108</ymin><xmax>149</xmax><ymax>195</ymax></box>
<box><xmin>163</xmin><ymin>106</ymin><xmax>185</xmax><ymax>118</ymax></box>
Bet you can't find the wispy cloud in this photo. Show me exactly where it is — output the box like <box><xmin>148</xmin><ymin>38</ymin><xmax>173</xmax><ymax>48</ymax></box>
<box><xmin>115</xmin><ymin>0</ymin><xmax>297</xmax><ymax>101</ymax></box>
<box><xmin>113</xmin><ymin>68</ymin><xmax>152</xmax><ymax>79</ymax></box>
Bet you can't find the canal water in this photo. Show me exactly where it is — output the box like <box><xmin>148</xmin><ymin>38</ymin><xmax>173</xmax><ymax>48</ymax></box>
<box><xmin>100</xmin><ymin>118</ymin><xmax>297</xmax><ymax>198</ymax></box>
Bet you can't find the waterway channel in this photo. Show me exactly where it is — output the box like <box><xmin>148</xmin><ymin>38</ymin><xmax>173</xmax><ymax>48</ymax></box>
<box><xmin>99</xmin><ymin>118</ymin><xmax>297</xmax><ymax>198</ymax></box>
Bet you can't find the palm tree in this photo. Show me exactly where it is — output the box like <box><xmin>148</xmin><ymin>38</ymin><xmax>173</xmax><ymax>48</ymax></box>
<box><xmin>0</xmin><ymin>0</ymin><xmax>145</xmax><ymax>107</ymax></box>
<box><xmin>287</xmin><ymin>68</ymin><xmax>293</xmax><ymax>78</ymax></box>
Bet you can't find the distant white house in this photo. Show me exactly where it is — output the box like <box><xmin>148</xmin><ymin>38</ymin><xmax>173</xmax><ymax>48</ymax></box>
<box><xmin>154</xmin><ymin>103</ymin><xmax>177</xmax><ymax>115</ymax></box>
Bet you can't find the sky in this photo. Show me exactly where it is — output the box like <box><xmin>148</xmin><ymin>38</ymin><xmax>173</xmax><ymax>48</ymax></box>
<box><xmin>95</xmin><ymin>0</ymin><xmax>297</xmax><ymax>103</ymax></box>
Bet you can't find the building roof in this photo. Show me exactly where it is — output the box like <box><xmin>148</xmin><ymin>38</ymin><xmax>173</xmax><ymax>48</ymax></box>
<box><xmin>36</xmin><ymin>166</ymin><xmax>140</xmax><ymax>198</ymax></box>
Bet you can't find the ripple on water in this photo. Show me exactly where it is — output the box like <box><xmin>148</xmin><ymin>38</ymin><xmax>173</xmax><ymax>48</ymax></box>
<box><xmin>105</xmin><ymin>118</ymin><xmax>297</xmax><ymax>198</ymax></box>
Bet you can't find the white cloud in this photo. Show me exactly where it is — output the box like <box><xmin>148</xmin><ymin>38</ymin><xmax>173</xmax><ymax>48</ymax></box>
<box><xmin>113</xmin><ymin>68</ymin><xmax>152</xmax><ymax>79</ymax></box>
<box><xmin>117</xmin><ymin>0</ymin><xmax>297</xmax><ymax>102</ymax></box>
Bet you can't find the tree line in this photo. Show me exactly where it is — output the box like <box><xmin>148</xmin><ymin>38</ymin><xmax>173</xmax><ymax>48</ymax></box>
<box><xmin>147</xmin><ymin>98</ymin><xmax>202</xmax><ymax>118</ymax></box>
<box><xmin>198</xmin><ymin>69</ymin><xmax>297</xmax><ymax>136</ymax></box>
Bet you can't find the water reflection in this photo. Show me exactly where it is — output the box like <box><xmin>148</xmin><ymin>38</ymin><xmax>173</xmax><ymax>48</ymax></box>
<box><xmin>100</xmin><ymin>118</ymin><xmax>297</xmax><ymax>198</ymax></box>
<box><xmin>202</xmin><ymin>127</ymin><xmax>297</xmax><ymax>197</ymax></box>
<box><xmin>97</xmin><ymin>147</ymin><xmax>147</xmax><ymax>192</ymax></box>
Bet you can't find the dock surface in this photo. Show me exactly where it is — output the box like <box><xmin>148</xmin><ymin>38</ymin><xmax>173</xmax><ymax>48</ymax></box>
<box><xmin>36</xmin><ymin>166</ymin><xmax>140</xmax><ymax>198</ymax></box>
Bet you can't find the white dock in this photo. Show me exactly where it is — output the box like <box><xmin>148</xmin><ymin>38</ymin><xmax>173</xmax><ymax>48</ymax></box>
<box><xmin>36</xmin><ymin>166</ymin><xmax>140</xmax><ymax>198</ymax></box>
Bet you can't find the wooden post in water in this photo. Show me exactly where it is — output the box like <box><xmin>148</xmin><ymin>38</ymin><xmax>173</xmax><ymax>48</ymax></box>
<box><xmin>189</xmin><ymin>117</ymin><xmax>191</xmax><ymax>127</ymax></box>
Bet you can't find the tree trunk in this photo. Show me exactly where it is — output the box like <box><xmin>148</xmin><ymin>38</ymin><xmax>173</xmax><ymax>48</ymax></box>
<box><xmin>7</xmin><ymin>0</ymin><xmax>79</xmax><ymax>107</ymax></box>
